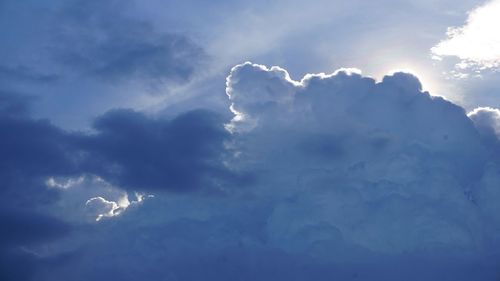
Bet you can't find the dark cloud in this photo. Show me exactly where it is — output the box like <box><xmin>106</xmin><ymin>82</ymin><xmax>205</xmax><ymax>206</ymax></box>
<box><xmin>0</xmin><ymin>89</ymin><xmax>237</xmax><ymax>279</ymax></box>
<box><xmin>5</xmin><ymin>57</ymin><xmax>500</xmax><ymax>280</ymax></box>
<box><xmin>0</xmin><ymin>91</ymin><xmax>76</xmax><ymax>280</ymax></box>
<box><xmin>0</xmin><ymin>91</ymin><xmax>79</xmax><ymax>207</ymax></box>
<box><xmin>51</xmin><ymin>0</ymin><xmax>205</xmax><ymax>84</ymax></box>
<box><xmin>79</xmin><ymin>109</ymin><xmax>242</xmax><ymax>191</ymax></box>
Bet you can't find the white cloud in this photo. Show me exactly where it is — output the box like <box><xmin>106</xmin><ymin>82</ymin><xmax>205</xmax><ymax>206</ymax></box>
<box><xmin>225</xmin><ymin>62</ymin><xmax>499</xmax><ymax>256</ymax></box>
<box><xmin>431</xmin><ymin>0</ymin><xmax>500</xmax><ymax>71</ymax></box>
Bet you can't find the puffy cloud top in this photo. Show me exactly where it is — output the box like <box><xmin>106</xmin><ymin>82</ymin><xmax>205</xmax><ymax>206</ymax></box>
<box><xmin>4</xmin><ymin>61</ymin><xmax>500</xmax><ymax>280</ymax></box>
<box><xmin>225</xmin><ymin>62</ymin><xmax>498</xmax><ymax>259</ymax></box>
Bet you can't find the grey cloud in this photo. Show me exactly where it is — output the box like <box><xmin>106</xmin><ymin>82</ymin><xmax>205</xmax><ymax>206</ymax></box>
<box><xmin>0</xmin><ymin>89</ymin><xmax>238</xmax><ymax>279</ymax></box>
<box><xmin>51</xmin><ymin>0</ymin><xmax>206</xmax><ymax>84</ymax></box>
<box><xmin>78</xmin><ymin>108</ymin><xmax>246</xmax><ymax>192</ymax></box>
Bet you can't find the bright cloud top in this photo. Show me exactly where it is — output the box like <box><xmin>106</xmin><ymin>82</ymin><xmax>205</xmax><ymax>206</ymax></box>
<box><xmin>431</xmin><ymin>0</ymin><xmax>500</xmax><ymax>70</ymax></box>
<box><xmin>3</xmin><ymin>60</ymin><xmax>500</xmax><ymax>280</ymax></box>
<box><xmin>225</xmin><ymin>62</ymin><xmax>500</xmax><ymax>260</ymax></box>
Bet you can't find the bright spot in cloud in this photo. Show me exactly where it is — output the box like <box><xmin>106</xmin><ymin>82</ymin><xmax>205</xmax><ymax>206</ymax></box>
<box><xmin>85</xmin><ymin>196</ymin><xmax>125</xmax><ymax>222</ymax></box>
<box><xmin>46</xmin><ymin>175</ymin><xmax>153</xmax><ymax>222</ymax></box>
<box><xmin>431</xmin><ymin>0</ymin><xmax>500</xmax><ymax>71</ymax></box>
<box><xmin>85</xmin><ymin>192</ymin><xmax>152</xmax><ymax>222</ymax></box>
<box><xmin>380</xmin><ymin>66</ymin><xmax>440</xmax><ymax>96</ymax></box>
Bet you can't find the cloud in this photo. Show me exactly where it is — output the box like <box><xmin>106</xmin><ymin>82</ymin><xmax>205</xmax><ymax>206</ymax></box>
<box><xmin>468</xmin><ymin>107</ymin><xmax>500</xmax><ymax>138</ymax></box>
<box><xmin>51</xmin><ymin>0</ymin><xmax>205</xmax><ymax>84</ymax></box>
<box><xmin>0</xmin><ymin>91</ymin><xmax>78</xmax><ymax>280</ymax></box>
<box><xmin>0</xmin><ymin>89</ymin><xmax>238</xmax><ymax>279</ymax></box>
<box><xmin>431</xmin><ymin>0</ymin><xmax>500</xmax><ymax>71</ymax></box>
<box><xmin>5</xmin><ymin>61</ymin><xmax>500</xmax><ymax>280</ymax></box>
<box><xmin>35</xmin><ymin>62</ymin><xmax>500</xmax><ymax>281</ymax></box>
<box><xmin>0</xmin><ymin>102</ymin><xmax>80</xmax><ymax>208</ymax></box>
<box><xmin>221</xmin><ymin>62</ymin><xmax>500</xmax><ymax>276</ymax></box>
<box><xmin>78</xmin><ymin>109</ymin><xmax>242</xmax><ymax>192</ymax></box>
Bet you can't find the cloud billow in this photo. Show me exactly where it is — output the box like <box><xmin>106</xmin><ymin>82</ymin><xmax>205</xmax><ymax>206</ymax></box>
<box><xmin>51</xmin><ymin>63</ymin><xmax>500</xmax><ymax>280</ymax></box>
<box><xmin>4</xmin><ymin>61</ymin><xmax>500</xmax><ymax>280</ymax></box>
<box><xmin>217</xmin><ymin>62</ymin><xmax>500</xmax><ymax>277</ymax></box>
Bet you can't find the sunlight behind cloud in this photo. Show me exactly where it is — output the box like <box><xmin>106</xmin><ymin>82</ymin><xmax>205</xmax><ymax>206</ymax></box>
<box><xmin>378</xmin><ymin>66</ymin><xmax>442</xmax><ymax>98</ymax></box>
<box><xmin>85</xmin><ymin>192</ymin><xmax>151</xmax><ymax>222</ymax></box>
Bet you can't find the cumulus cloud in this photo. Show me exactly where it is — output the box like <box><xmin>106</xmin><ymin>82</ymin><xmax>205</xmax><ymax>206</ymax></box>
<box><xmin>6</xmin><ymin>60</ymin><xmax>500</xmax><ymax>280</ymax></box>
<box><xmin>431</xmin><ymin>0</ymin><xmax>500</xmax><ymax>71</ymax></box>
<box><xmin>468</xmin><ymin>107</ymin><xmax>500</xmax><ymax>138</ymax></box>
<box><xmin>38</xmin><ymin>62</ymin><xmax>500</xmax><ymax>281</ymax></box>
<box><xmin>221</xmin><ymin>62</ymin><xmax>500</xmax><ymax>277</ymax></box>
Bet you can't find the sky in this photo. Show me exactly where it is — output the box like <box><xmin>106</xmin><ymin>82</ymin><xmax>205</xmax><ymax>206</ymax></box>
<box><xmin>2</xmin><ymin>0</ymin><xmax>500</xmax><ymax>280</ymax></box>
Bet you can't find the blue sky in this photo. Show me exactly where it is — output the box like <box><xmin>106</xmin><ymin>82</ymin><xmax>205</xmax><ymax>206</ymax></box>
<box><xmin>2</xmin><ymin>0</ymin><xmax>500</xmax><ymax>280</ymax></box>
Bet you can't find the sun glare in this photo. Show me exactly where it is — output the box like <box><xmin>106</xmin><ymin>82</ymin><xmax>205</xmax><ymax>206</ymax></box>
<box><xmin>379</xmin><ymin>65</ymin><xmax>442</xmax><ymax>98</ymax></box>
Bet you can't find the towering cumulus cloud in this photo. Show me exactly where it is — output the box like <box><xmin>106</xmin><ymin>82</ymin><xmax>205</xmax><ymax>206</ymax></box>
<box><xmin>4</xmin><ymin>62</ymin><xmax>500</xmax><ymax>280</ymax></box>
<box><xmin>221</xmin><ymin>62</ymin><xmax>500</xmax><ymax>278</ymax></box>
